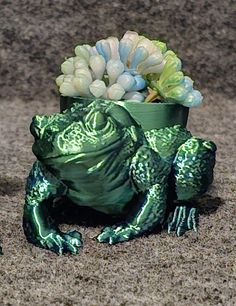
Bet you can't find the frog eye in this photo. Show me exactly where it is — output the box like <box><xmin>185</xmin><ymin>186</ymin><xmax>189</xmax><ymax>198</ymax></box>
<box><xmin>105</xmin><ymin>103</ymin><xmax>137</xmax><ymax>127</ymax></box>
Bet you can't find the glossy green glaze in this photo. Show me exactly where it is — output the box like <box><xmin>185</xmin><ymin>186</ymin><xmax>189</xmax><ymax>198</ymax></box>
<box><xmin>60</xmin><ymin>96</ymin><xmax>189</xmax><ymax>131</ymax></box>
<box><xmin>24</xmin><ymin>98</ymin><xmax>216</xmax><ymax>254</ymax></box>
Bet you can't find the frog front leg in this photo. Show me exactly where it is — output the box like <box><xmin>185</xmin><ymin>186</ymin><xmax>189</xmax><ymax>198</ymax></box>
<box><xmin>23</xmin><ymin>161</ymin><xmax>83</xmax><ymax>254</ymax></box>
<box><xmin>97</xmin><ymin>146</ymin><xmax>170</xmax><ymax>244</ymax></box>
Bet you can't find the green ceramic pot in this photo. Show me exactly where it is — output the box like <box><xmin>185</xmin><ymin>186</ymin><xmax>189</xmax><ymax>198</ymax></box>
<box><xmin>60</xmin><ymin>96</ymin><xmax>189</xmax><ymax>131</ymax></box>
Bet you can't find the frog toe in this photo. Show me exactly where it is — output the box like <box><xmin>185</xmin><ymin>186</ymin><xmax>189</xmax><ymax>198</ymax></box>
<box><xmin>42</xmin><ymin>231</ymin><xmax>83</xmax><ymax>255</ymax></box>
<box><xmin>43</xmin><ymin>233</ymin><xmax>65</xmax><ymax>255</ymax></box>
<box><xmin>63</xmin><ymin>230</ymin><xmax>83</xmax><ymax>253</ymax></box>
<box><xmin>167</xmin><ymin>206</ymin><xmax>199</xmax><ymax>236</ymax></box>
<box><xmin>97</xmin><ymin>225</ymin><xmax>135</xmax><ymax>244</ymax></box>
<box><xmin>97</xmin><ymin>227</ymin><xmax>115</xmax><ymax>243</ymax></box>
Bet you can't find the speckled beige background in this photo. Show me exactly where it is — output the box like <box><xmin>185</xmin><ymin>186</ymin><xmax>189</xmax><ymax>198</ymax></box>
<box><xmin>0</xmin><ymin>0</ymin><xmax>235</xmax><ymax>101</ymax></box>
<box><xmin>0</xmin><ymin>1</ymin><xmax>235</xmax><ymax>306</ymax></box>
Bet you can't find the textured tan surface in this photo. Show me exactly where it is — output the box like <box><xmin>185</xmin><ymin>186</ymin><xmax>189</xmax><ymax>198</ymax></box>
<box><xmin>0</xmin><ymin>91</ymin><xmax>235</xmax><ymax>305</ymax></box>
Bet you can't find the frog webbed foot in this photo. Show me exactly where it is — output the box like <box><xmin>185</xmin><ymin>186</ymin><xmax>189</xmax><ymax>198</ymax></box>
<box><xmin>97</xmin><ymin>224</ymin><xmax>140</xmax><ymax>244</ymax></box>
<box><xmin>40</xmin><ymin>230</ymin><xmax>83</xmax><ymax>255</ymax></box>
<box><xmin>167</xmin><ymin>206</ymin><xmax>199</xmax><ymax>236</ymax></box>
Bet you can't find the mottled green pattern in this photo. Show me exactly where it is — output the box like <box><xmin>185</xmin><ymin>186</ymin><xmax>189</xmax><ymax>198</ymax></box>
<box><xmin>174</xmin><ymin>138</ymin><xmax>216</xmax><ymax>200</ymax></box>
<box><xmin>24</xmin><ymin>99</ymin><xmax>216</xmax><ymax>254</ymax></box>
<box><xmin>130</xmin><ymin>145</ymin><xmax>170</xmax><ymax>191</ymax></box>
<box><xmin>145</xmin><ymin>125</ymin><xmax>192</xmax><ymax>158</ymax></box>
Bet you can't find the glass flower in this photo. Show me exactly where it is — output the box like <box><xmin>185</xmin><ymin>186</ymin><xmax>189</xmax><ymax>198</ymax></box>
<box><xmin>56</xmin><ymin>31</ymin><xmax>203</xmax><ymax>107</ymax></box>
<box><xmin>149</xmin><ymin>50</ymin><xmax>203</xmax><ymax>107</ymax></box>
<box><xmin>56</xmin><ymin>31</ymin><xmax>165</xmax><ymax>102</ymax></box>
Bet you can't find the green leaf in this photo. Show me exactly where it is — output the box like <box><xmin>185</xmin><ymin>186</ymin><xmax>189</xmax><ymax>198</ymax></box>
<box><xmin>162</xmin><ymin>85</ymin><xmax>189</xmax><ymax>101</ymax></box>
<box><xmin>152</xmin><ymin>40</ymin><xmax>167</xmax><ymax>54</ymax></box>
<box><xmin>159</xmin><ymin>71</ymin><xmax>184</xmax><ymax>88</ymax></box>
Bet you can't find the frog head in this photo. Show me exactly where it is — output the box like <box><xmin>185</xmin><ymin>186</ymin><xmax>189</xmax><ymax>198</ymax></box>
<box><xmin>30</xmin><ymin>99</ymin><xmax>142</xmax><ymax>162</ymax></box>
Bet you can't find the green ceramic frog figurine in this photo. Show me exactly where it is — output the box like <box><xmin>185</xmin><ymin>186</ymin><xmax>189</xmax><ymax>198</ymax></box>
<box><xmin>23</xmin><ymin>99</ymin><xmax>216</xmax><ymax>254</ymax></box>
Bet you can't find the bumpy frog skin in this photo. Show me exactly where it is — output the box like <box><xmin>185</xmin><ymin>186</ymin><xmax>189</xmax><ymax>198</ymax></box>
<box><xmin>23</xmin><ymin>100</ymin><xmax>216</xmax><ymax>254</ymax></box>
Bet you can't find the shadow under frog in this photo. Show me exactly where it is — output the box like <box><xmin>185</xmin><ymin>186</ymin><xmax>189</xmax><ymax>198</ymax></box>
<box><xmin>23</xmin><ymin>99</ymin><xmax>216</xmax><ymax>255</ymax></box>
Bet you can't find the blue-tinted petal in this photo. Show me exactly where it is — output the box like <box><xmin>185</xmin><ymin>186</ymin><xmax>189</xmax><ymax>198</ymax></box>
<box><xmin>130</xmin><ymin>47</ymin><xmax>148</xmax><ymax>70</ymax></box>
<box><xmin>119</xmin><ymin>39</ymin><xmax>133</xmax><ymax>65</ymax></box>
<box><xmin>129</xmin><ymin>75</ymin><xmax>146</xmax><ymax>91</ymax></box>
<box><xmin>95</xmin><ymin>40</ymin><xmax>111</xmax><ymax>62</ymax></box>
<box><xmin>182</xmin><ymin>90</ymin><xmax>203</xmax><ymax>107</ymax></box>
<box><xmin>117</xmin><ymin>72</ymin><xmax>135</xmax><ymax>91</ymax></box>
<box><xmin>182</xmin><ymin>76</ymin><xmax>193</xmax><ymax>91</ymax></box>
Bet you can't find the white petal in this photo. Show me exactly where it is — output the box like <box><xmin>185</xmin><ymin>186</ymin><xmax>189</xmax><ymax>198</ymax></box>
<box><xmin>55</xmin><ymin>75</ymin><xmax>64</xmax><ymax>87</ymax></box>
<box><xmin>106</xmin><ymin>59</ymin><xmax>124</xmax><ymax>85</ymax></box>
<box><xmin>59</xmin><ymin>81</ymin><xmax>79</xmax><ymax>97</ymax></box>
<box><xmin>83</xmin><ymin>44</ymin><xmax>93</xmax><ymax>54</ymax></box>
<box><xmin>73</xmin><ymin>76</ymin><xmax>92</xmax><ymax>97</ymax></box>
<box><xmin>89</xmin><ymin>55</ymin><xmax>106</xmax><ymax>80</ymax></box>
<box><xmin>90</xmin><ymin>46</ymin><xmax>99</xmax><ymax>56</ymax></box>
<box><xmin>122</xmin><ymin>31</ymin><xmax>139</xmax><ymax>48</ymax></box>
<box><xmin>121</xmin><ymin>31</ymin><xmax>140</xmax><ymax>64</ymax></box>
<box><xmin>123</xmin><ymin>91</ymin><xmax>145</xmax><ymax>102</ymax></box>
<box><xmin>74</xmin><ymin>67</ymin><xmax>93</xmax><ymax>82</ymax></box>
<box><xmin>136</xmin><ymin>37</ymin><xmax>158</xmax><ymax>55</ymax></box>
<box><xmin>137</xmin><ymin>52</ymin><xmax>164</xmax><ymax>74</ymax></box>
<box><xmin>64</xmin><ymin>75</ymin><xmax>74</xmax><ymax>82</ymax></box>
<box><xmin>74</xmin><ymin>58</ymin><xmax>88</xmax><ymax>69</ymax></box>
<box><xmin>74</xmin><ymin>45</ymin><xmax>90</xmax><ymax>62</ymax></box>
<box><xmin>61</xmin><ymin>58</ymin><xmax>75</xmax><ymax>74</ymax></box>
<box><xmin>141</xmin><ymin>62</ymin><xmax>165</xmax><ymax>75</ymax></box>
<box><xmin>89</xmin><ymin>80</ymin><xmax>107</xmax><ymax>98</ymax></box>
<box><xmin>107</xmin><ymin>83</ymin><xmax>125</xmax><ymax>100</ymax></box>
<box><xmin>106</xmin><ymin>36</ymin><xmax>120</xmax><ymax>60</ymax></box>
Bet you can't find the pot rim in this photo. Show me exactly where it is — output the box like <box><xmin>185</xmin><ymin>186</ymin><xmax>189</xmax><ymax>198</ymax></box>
<box><xmin>60</xmin><ymin>95</ymin><xmax>189</xmax><ymax>131</ymax></box>
<box><xmin>60</xmin><ymin>95</ymin><xmax>186</xmax><ymax>108</ymax></box>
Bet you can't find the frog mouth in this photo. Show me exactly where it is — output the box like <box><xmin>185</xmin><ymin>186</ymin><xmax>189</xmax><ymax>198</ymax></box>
<box><xmin>30</xmin><ymin>123</ymin><xmax>41</xmax><ymax>139</ymax></box>
<box><xmin>42</xmin><ymin>136</ymin><xmax>125</xmax><ymax>163</ymax></box>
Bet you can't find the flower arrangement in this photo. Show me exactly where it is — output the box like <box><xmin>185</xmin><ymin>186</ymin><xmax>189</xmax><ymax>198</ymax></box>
<box><xmin>56</xmin><ymin>31</ymin><xmax>202</xmax><ymax>107</ymax></box>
